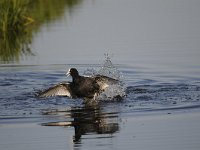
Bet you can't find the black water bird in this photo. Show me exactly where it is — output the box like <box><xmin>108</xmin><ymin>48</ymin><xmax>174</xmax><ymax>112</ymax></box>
<box><xmin>38</xmin><ymin>68</ymin><xmax>119</xmax><ymax>100</ymax></box>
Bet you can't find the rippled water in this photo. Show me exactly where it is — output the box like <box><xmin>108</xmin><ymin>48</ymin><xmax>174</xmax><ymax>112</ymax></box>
<box><xmin>0</xmin><ymin>58</ymin><xmax>200</xmax><ymax>119</ymax></box>
<box><xmin>1</xmin><ymin>58</ymin><xmax>199</xmax><ymax>149</ymax></box>
<box><xmin>1</xmin><ymin>0</ymin><xmax>200</xmax><ymax>149</ymax></box>
<box><xmin>1</xmin><ymin>58</ymin><xmax>200</xmax><ymax>150</ymax></box>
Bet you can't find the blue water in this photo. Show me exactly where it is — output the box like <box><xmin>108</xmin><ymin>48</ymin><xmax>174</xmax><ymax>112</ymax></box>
<box><xmin>0</xmin><ymin>1</ymin><xmax>200</xmax><ymax>149</ymax></box>
<box><xmin>0</xmin><ymin>62</ymin><xmax>200</xmax><ymax>120</ymax></box>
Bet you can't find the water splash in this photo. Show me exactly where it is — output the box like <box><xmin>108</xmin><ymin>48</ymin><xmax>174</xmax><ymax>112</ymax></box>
<box><xmin>97</xmin><ymin>54</ymin><xmax>126</xmax><ymax>101</ymax></box>
<box><xmin>83</xmin><ymin>68</ymin><xmax>98</xmax><ymax>76</ymax></box>
<box><xmin>83</xmin><ymin>54</ymin><xmax>126</xmax><ymax>101</ymax></box>
<box><xmin>98</xmin><ymin>54</ymin><xmax>122</xmax><ymax>80</ymax></box>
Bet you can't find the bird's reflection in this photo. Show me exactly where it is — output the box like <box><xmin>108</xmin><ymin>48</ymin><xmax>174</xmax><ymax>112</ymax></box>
<box><xmin>42</xmin><ymin>104</ymin><xmax>119</xmax><ymax>143</ymax></box>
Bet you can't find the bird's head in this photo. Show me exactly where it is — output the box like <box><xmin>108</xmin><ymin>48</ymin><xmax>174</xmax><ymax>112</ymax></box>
<box><xmin>66</xmin><ymin>68</ymin><xmax>79</xmax><ymax>78</ymax></box>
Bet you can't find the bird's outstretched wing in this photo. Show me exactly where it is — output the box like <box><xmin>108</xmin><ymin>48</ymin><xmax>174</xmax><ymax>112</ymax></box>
<box><xmin>94</xmin><ymin>75</ymin><xmax>119</xmax><ymax>91</ymax></box>
<box><xmin>38</xmin><ymin>83</ymin><xmax>72</xmax><ymax>98</ymax></box>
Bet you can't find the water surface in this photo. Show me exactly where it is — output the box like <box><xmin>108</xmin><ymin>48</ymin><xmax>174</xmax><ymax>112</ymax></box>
<box><xmin>0</xmin><ymin>0</ymin><xmax>200</xmax><ymax>150</ymax></box>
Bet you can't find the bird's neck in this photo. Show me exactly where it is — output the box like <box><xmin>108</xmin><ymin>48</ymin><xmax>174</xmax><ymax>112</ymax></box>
<box><xmin>72</xmin><ymin>75</ymin><xmax>81</xmax><ymax>83</ymax></box>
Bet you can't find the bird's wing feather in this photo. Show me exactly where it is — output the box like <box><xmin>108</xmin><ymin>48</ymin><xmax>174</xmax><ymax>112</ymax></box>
<box><xmin>94</xmin><ymin>75</ymin><xmax>119</xmax><ymax>91</ymax></box>
<box><xmin>38</xmin><ymin>83</ymin><xmax>72</xmax><ymax>98</ymax></box>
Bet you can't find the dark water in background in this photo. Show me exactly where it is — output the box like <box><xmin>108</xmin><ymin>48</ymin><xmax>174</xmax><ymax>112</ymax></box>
<box><xmin>0</xmin><ymin>0</ymin><xmax>200</xmax><ymax>147</ymax></box>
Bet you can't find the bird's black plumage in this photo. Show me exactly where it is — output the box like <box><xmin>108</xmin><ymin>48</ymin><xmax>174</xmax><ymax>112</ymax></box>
<box><xmin>38</xmin><ymin>68</ymin><xmax>119</xmax><ymax>100</ymax></box>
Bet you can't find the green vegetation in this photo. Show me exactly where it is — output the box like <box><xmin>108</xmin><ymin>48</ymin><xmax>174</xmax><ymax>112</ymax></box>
<box><xmin>0</xmin><ymin>0</ymin><xmax>82</xmax><ymax>63</ymax></box>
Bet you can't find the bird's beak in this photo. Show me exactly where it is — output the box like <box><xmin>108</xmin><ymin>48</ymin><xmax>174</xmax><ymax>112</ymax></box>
<box><xmin>66</xmin><ymin>70</ymin><xmax>70</xmax><ymax>77</ymax></box>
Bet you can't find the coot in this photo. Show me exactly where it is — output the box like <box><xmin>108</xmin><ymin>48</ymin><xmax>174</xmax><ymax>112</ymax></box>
<box><xmin>38</xmin><ymin>68</ymin><xmax>119</xmax><ymax>100</ymax></box>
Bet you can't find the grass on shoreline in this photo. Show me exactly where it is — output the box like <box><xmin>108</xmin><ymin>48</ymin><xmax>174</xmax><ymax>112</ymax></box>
<box><xmin>0</xmin><ymin>0</ymin><xmax>82</xmax><ymax>63</ymax></box>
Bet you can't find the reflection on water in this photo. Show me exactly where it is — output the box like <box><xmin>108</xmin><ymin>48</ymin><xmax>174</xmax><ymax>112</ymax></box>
<box><xmin>0</xmin><ymin>1</ymin><xmax>200</xmax><ymax>149</ymax></box>
<box><xmin>42</xmin><ymin>105</ymin><xmax>119</xmax><ymax>144</ymax></box>
<box><xmin>0</xmin><ymin>0</ymin><xmax>82</xmax><ymax>63</ymax></box>
<box><xmin>0</xmin><ymin>63</ymin><xmax>200</xmax><ymax>149</ymax></box>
